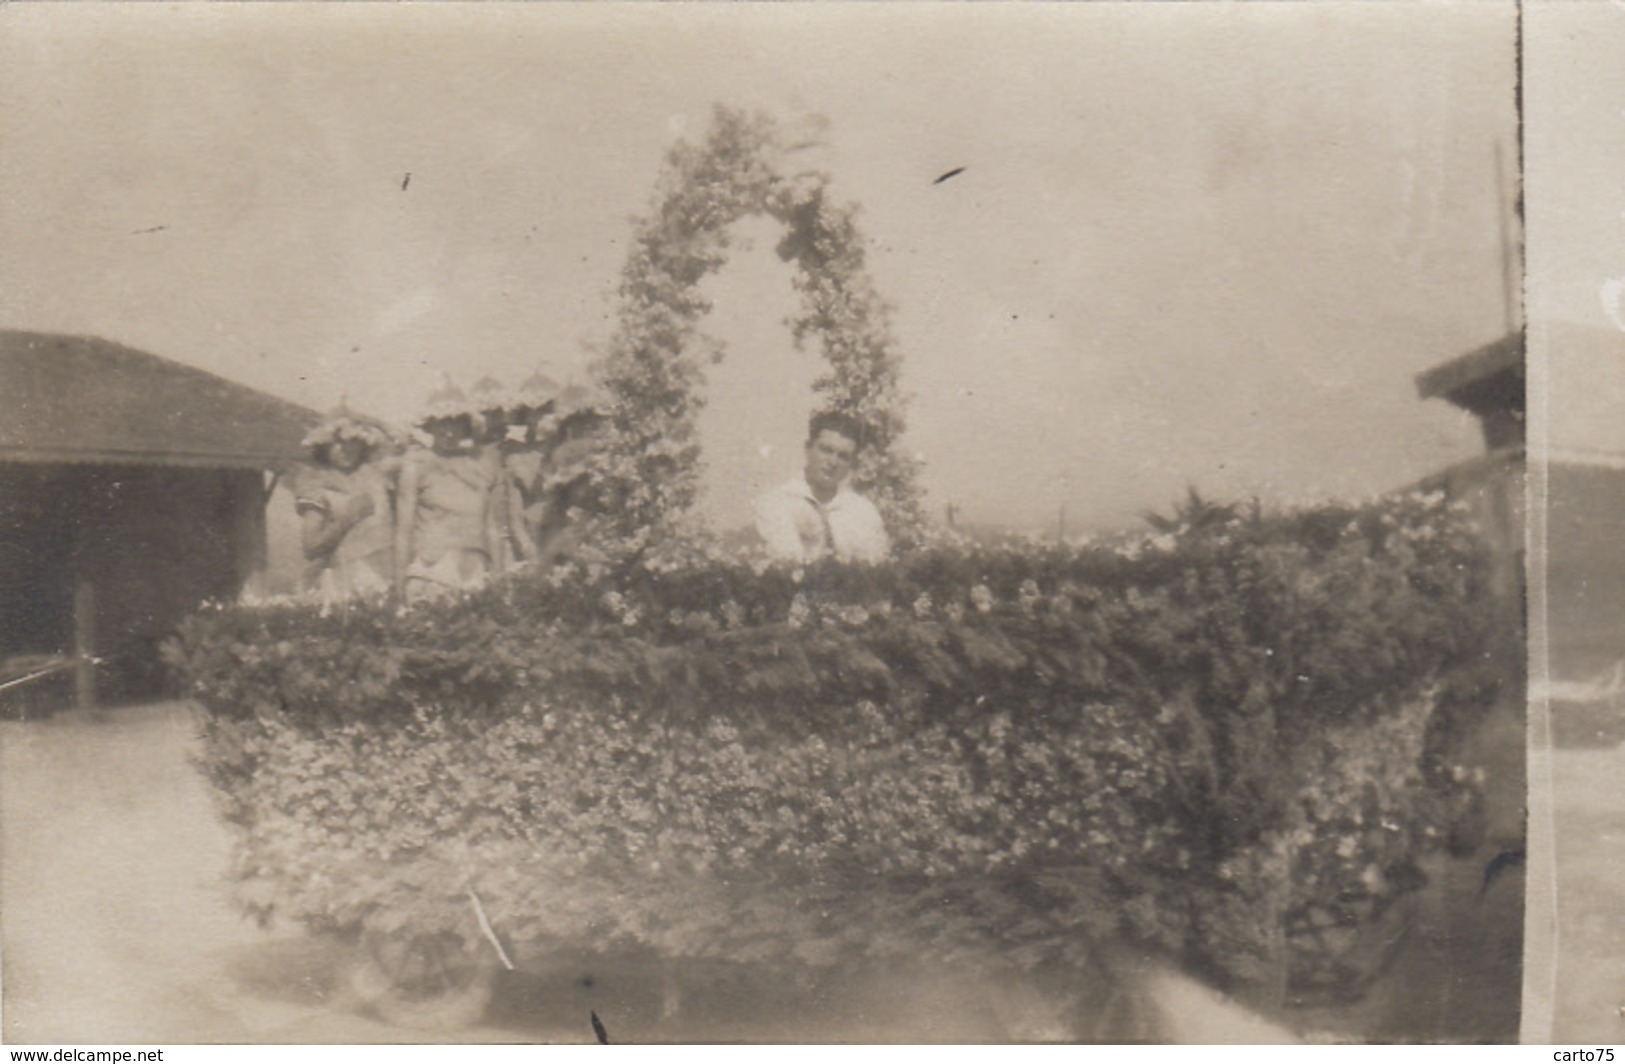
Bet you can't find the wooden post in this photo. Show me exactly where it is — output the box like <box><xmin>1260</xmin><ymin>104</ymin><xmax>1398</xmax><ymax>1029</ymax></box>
<box><xmin>72</xmin><ymin>574</ymin><xmax>95</xmax><ymax>711</ymax></box>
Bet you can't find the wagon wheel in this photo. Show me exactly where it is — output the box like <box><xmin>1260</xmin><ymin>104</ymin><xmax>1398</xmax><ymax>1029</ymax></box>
<box><xmin>346</xmin><ymin>928</ymin><xmax>499</xmax><ymax>1031</ymax></box>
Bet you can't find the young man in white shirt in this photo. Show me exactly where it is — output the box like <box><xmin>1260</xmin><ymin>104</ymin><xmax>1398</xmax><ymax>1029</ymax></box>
<box><xmin>752</xmin><ymin>412</ymin><xmax>890</xmax><ymax>563</ymax></box>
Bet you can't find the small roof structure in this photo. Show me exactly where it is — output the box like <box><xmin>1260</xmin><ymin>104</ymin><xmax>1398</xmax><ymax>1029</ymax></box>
<box><xmin>1414</xmin><ymin>332</ymin><xmax>1523</xmax><ymax>416</ymax></box>
<box><xmin>1414</xmin><ymin>331</ymin><xmax>1524</xmax><ymax>451</ymax></box>
<box><xmin>1</xmin><ymin>331</ymin><xmax>320</xmax><ymax>469</ymax></box>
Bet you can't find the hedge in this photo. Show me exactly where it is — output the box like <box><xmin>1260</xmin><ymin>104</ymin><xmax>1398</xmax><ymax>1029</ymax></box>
<box><xmin>166</xmin><ymin>491</ymin><xmax>1510</xmax><ymax>1000</ymax></box>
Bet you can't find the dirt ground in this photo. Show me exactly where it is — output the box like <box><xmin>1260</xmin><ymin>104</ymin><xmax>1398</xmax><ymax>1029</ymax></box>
<box><xmin>1</xmin><ymin>701</ymin><xmax>1521</xmax><ymax>1045</ymax></box>
<box><xmin>1</xmin><ymin>703</ymin><xmax>435</xmax><ymax>1044</ymax></box>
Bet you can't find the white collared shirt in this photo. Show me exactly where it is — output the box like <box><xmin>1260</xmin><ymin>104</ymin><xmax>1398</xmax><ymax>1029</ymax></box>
<box><xmin>752</xmin><ymin>474</ymin><xmax>890</xmax><ymax>563</ymax></box>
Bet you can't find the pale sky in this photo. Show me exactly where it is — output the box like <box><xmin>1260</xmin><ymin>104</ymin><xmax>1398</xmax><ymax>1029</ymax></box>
<box><xmin>0</xmin><ymin>2</ymin><xmax>1517</xmax><ymax>534</ymax></box>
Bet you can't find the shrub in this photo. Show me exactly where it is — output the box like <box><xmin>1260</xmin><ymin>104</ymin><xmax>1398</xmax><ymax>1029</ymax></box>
<box><xmin>167</xmin><ymin>491</ymin><xmax>1510</xmax><ymax>996</ymax></box>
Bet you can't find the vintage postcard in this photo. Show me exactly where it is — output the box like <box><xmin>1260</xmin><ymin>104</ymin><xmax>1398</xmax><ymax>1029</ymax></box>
<box><xmin>0</xmin><ymin>1</ymin><xmax>1555</xmax><ymax>1047</ymax></box>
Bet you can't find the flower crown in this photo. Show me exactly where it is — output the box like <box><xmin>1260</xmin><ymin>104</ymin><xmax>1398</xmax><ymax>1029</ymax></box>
<box><xmin>302</xmin><ymin>414</ymin><xmax>395</xmax><ymax>452</ymax></box>
<box><xmin>416</xmin><ymin>375</ymin><xmax>471</xmax><ymax>425</ymax></box>
<box><xmin>413</xmin><ymin>371</ymin><xmax>604</xmax><ymax>426</ymax></box>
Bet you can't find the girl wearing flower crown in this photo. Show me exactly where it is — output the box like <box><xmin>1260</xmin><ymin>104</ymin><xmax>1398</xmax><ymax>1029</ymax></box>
<box><xmin>394</xmin><ymin>378</ymin><xmax>501</xmax><ymax>601</ymax></box>
<box><xmin>294</xmin><ymin>411</ymin><xmax>400</xmax><ymax>598</ymax></box>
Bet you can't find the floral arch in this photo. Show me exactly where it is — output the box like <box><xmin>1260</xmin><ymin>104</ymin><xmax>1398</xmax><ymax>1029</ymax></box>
<box><xmin>584</xmin><ymin>106</ymin><xmax>925</xmax><ymax>551</ymax></box>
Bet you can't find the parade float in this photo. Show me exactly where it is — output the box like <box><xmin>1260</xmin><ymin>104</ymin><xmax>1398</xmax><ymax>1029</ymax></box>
<box><xmin>167</xmin><ymin>108</ymin><xmax>1510</xmax><ymax>1035</ymax></box>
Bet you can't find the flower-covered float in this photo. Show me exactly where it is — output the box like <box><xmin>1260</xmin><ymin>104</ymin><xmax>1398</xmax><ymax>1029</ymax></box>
<box><xmin>166</xmin><ymin>109</ymin><xmax>1514</xmax><ymax>1036</ymax></box>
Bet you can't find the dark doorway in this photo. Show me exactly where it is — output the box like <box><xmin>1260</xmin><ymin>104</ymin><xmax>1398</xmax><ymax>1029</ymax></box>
<box><xmin>1</xmin><ymin>462</ymin><xmax>257</xmax><ymax>709</ymax></box>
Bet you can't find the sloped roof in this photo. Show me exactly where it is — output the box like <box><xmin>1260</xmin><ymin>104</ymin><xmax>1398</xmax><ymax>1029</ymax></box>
<box><xmin>1</xmin><ymin>331</ymin><xmax>320</xmax><ymax>469</ymax></box>
<box><xmin>1414</xmin><ymin>332</ymin><xmax>1524</xmax><ymax>409</ymax></box>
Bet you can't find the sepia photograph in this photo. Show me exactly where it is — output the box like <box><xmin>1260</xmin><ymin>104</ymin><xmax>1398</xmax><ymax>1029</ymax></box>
<box><xmin>1</xmin><ymin>2</ymin><xmax>1527</xmax><ymax>1045</ymax></box>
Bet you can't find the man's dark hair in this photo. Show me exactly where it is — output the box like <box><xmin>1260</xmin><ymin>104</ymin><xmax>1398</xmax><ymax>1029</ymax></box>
<box><xmin>807</xmin><ymin>411</ymin><xmax>866</xmax><ymax>450</ymax></box>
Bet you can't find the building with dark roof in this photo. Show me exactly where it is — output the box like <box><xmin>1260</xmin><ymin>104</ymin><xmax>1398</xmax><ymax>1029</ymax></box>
<box><xmin>1</xmin><ymin>331</ymin><xmax>319</xmax><ymax>710</ymax></box>
<box><xmin>1415</xmin><ymin>332</ymin><xmax>1525</xmax><ymax>452</ymax></box>
<box><xmin>1414</xmin><ymin>330</ymin><xmax>1525</xmax><ymax>610</ymax></box>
